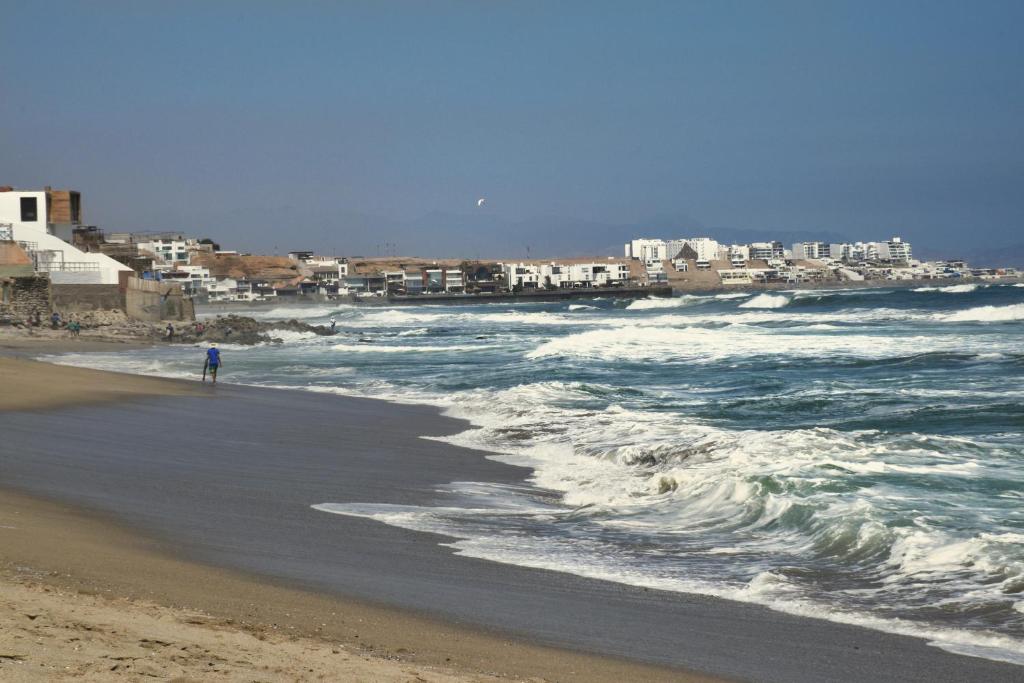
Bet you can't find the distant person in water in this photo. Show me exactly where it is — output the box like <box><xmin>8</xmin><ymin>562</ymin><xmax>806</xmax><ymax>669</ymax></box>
<box><xmin>204</xmin><ymin>343</ymin><xmax>222</xmax><ymax>384</ymax></box>
<box><xmin>330</xmin><ymin>317</ymin><xmax>337</xmax><ymax>332</ymax></box>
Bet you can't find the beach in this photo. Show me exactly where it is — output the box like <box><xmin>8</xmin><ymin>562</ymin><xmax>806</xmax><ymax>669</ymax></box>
<box><xmin>0</xmin><ymin>348</ymin><xmax>704</xmax><ymax>682</ymax></box>
<box><xmin>2</xmin><ymin>336</ymin><xmax>1023</xmax><ymax>682</ymax></box>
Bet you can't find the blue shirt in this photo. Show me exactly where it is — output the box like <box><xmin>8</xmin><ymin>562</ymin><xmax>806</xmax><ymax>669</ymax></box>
<box><xmin>206</xmin><ymin>348</ymin><xmax>221</xmax><ymax>366</ymax></box>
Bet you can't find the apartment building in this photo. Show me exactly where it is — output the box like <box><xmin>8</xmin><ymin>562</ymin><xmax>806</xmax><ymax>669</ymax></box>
<box><xmin>502</xmin><ymin>260</ymin><xmax>631</xmax><ymax>290</ymax></box>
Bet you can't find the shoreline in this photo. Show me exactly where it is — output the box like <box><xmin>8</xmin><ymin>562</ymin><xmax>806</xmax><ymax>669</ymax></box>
<box><xmin>0</xmin><ymin>487</ymin><xmax>691</xmax><ymax>682</ymax></box>
<box><xmin>0</xmin><ymin>353</ymin><xmax>704</xmax><ymax>682</ymax></box>
<box><xmin>2</xmin><ymin>351</ymin><xmax>1023</xmax><ymax>681</ymax></box>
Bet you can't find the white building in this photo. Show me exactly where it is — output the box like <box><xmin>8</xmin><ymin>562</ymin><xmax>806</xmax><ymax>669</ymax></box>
<box><xmin>160</xmin><ymin>265</ymin><xmax>214</xmax><ymax>294</ymax></box>
<box><xmin>444</xmin><ymin>269</ymin><xmax>465</xmax><ymax>292</ymax></box>
<box><xmin>792</xmin><ymin>241</ymin><xmax>835</xmax><ymax>260</ymax></box>
<box><xmin>135</xmin><ymin>236</ymin><xmax>201</xmax><ymax>265</ymax></box>
<box><xmin>625</xmin><ymin>238</ymin><xmax>669</xmax><ymax>264</ymax></box>
<box><xmin>665</xmin><ymin>237</ymin><xmax>720</xmax><ymax>262</ymax></box>
<box><xmin>749</xmin><ymin>241</ymin><xmax>786</xmax><ymax>260</ymax></box>
<box><xmin>206</xmin><ymin>278</ymin><xmax>276</xmax><ymax>302</ymax></box>
<box><xmin>878</xmin><ymin>237</ymin><xmax>912</xmax><ymax>263</ymax></box>
<box><xmin>0</xmin><ymin>188</ymin><xmax>131</xmax><ymax>285</ymax></box>
<box><xmin>503</xmin><ymin>261</ymin><xmax>631</xmax><ymax>289</ymax></box>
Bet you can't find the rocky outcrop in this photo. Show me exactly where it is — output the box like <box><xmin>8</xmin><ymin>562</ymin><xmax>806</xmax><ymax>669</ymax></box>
<box><xmin>174</xmin><ymin>315</ymin><xmax>333</xmax><ymax>345</ymax></box>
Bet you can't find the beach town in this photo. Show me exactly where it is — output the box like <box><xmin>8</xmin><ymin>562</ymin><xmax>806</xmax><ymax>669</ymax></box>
<box><xmin>4</xmin><ymin>3</ymin><xmax>1024</xmax><ymax>683</ymax></box>
<box><xmin>2</xmin><ymin>185</ymin><xmax>1019</xmax><ymax>341</ymax></box>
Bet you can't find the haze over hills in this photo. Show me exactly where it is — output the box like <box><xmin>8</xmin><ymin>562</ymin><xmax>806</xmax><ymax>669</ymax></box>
<box><xmin>182</xmin><ymin>206</ymin><xmax>869</xmax><ymax>261</ymax></box>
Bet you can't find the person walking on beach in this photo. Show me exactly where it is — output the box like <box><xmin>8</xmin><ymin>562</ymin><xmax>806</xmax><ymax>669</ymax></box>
<box><xmin>50</xmin><ymin>311</ymin><xmax>61</xmax><ymax>329</ymax></box>
<box><xmin>204</xmin><ymin>343</ymin><xmax>222</xmax><ymax>384</ymax></box>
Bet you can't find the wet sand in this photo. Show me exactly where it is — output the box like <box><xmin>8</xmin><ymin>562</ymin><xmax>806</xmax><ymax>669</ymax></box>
<box><xmin>1</xmin><ymin>354</ymin><xmax>1021</xmax><ymax>681</ymax></box>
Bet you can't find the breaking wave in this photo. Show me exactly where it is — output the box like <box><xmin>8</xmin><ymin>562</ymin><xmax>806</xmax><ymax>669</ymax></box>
<box><xmin>939</xmin><ymin>303</ymin><xmax>1024</xmax><ymax>323</ymax></box>
<box><xmin>738</xmin><ymin>293</ymin><xmax>790</xmax><ymax>309</ymax></box>
<box><xmin>914</xmin><ymin>283</ymin><xmax>979</xmax><ymax>294</ymax></box>
<box><xmin>626</xmin><ymin>296</ymin><xmax>700</xmax><ymax>310</ymax></box>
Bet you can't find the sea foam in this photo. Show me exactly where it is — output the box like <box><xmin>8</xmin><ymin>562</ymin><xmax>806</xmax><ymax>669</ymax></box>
<box><xmin>738</xmin><ymin>293</ymin><xmax>790</xmax><ymax>309</ymax></box>
<box><xmin>913</xmin><ymin>283</ymin><xmax>979</xmax><ymax>294</ymax></box>
<box><xmin>939</xmin><ymin>303</ymin><xmax>1024</xmax><ymax>323</ymax></box>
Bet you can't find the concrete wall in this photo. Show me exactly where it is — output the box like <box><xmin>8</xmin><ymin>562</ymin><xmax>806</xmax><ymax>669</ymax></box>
<box><xmin>0</xmin><ymin>190</ymin><xmax>48</xmax><ymax>226</ymax></box>
<box><xmin>50</xmin><ymin>271</ymin><xmax>106</xmax><ymax>285</ymax></box>
<box><xmin>0</xmin><ymin>275</ymin><xmax>51</xmax><ymax>322</ymax></box>
<box><xmin>51</xmin><ymin>284</ymin><xmax>124</xmax><ymax>312</ymax></box>
<box><xmin>125</xmin><ymin>278</ymin><xmax>195</xmax><ymax>322</ymax></box>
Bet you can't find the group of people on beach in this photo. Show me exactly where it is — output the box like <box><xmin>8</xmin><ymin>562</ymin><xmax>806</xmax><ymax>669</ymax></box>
<box><xmin>21</xmin><ymin>309</ymin><xmax>84</xmax><ymax>337</ymax></box>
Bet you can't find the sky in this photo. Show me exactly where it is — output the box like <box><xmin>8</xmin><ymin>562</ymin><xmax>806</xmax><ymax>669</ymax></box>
<box><xmin>2</xmin><ymin>1</ymin><xmax>1022</xmax><ymax>260</ymax></box>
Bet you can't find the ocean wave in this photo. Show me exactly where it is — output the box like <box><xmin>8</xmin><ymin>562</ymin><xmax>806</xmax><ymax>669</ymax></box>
<box><xmin>625</xmin><ymin>296</ymin><xmax>701</xmax><ymax>310</ymax></box>
<box><xmin>938</xmin><ymin>303</ymin><xmax>1024</xmax><ymax>323</ymax></box>
<box><xmin>264</xmin><ymin>329</ymin><xmax>323</xmax><ymax>343</ymax></box>
<box><xmin>913</xmin><ymin>283</ymin><xmax>979</xmax><ymax>294</ymax></box>
<box><xmin>239</xmin><ymin>305</ymin><xmax>349</xmax><ymax>320</ymax></box>
<box><xmin>331</xmin><ymin>342</ymin><xmax>495</xmax><ymax>353</ymax></box>
<box><xmin>567</xmin><ymin>304</ymin><xmax>597</xmax><ymax>311</ymax></box>
<box><xmin>738</xmin><ymin>293</ymin><xmax>790</xmax><ymax>309</ymax></box>
<box><xmin>524</xmin><ymin>325</ymin><xmax>997</xmax><ymax>362</ymax></box>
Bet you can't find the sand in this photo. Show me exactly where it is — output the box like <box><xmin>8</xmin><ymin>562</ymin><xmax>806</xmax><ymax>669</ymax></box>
<box><xmin>0</xmin><ymin>355</ymin><xmax>713</xmax><ymax>682</ymax></box>
<box><xmin>2</xmin><ymin>489</ymin><xmax>693</xmax><ymax>683</ymax></box>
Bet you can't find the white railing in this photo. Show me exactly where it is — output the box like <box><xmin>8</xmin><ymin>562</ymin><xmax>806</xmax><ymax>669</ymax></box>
<box><xmin>38</xmin><ymin>261</ymin><xmax>100</xmax><ymax>273</ymax></box>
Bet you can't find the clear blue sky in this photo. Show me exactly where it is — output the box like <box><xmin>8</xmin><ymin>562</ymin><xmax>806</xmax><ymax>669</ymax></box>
<box><xmin>2</xmin><ymin>1</ymin><xmax>1021</xmax><ymax>259</ymax></box>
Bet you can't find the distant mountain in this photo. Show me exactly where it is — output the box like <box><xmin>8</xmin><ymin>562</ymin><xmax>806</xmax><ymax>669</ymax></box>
<box><xmin>933</xmin><ymin>243</ymin><xmax>1024</xmax><ymax>269</ymax></box>
<box><xmin>342</xmin><ymin>212</ymin><xmax>859</xmax><ymax>260</ymax></box>
<box><xmin>221</xmin><ymin>204</ymin><xmax>1017</xmax><ymax>266</ymax></box>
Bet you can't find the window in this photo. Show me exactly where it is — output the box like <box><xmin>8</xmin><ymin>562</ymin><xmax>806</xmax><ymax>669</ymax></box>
<box><xmin>20</xmin><ymin>197</ymin><xmax>38</xmax><ymax>222</ymax></box>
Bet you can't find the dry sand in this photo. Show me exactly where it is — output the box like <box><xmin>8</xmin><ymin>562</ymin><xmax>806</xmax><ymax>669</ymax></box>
<box><xmin>0</xmin><ymin>491</ymin><xmax>509</xmax><ymax>682</ymax></box>
<box><xmin>0</xmin><ymin>356</ymin><xmax>199</xmax><ymax>412</ymax></box>
<box><xmin>0</xmin><ymin>354</ymin><xmax>713</xmax><ymax>682</ymax></box>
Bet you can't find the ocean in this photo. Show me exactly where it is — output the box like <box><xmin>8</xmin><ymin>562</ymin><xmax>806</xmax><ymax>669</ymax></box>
<box><xmin>50</xmin><ymin>282</ymin><xmax>1024</xmax><ymax>664</ymax></box>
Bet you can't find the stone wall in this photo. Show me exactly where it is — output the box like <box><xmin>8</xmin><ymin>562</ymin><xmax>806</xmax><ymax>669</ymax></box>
<box><xmin>51</xmin><ymin>284</ymin><xmax>125</xmax><ymax>312</ymax></box>
<box><xmin>0</xmin><ymin>275</ymin><xmax>51</xmax><ymax>322</ymax></box>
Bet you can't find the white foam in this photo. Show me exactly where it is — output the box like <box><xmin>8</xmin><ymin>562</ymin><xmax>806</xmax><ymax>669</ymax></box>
<box><xmin>567</xmin><ymin>304</ymin><xmax>596</xmax><ymax>311</ymax></box>
<box><xmin>312</xmin><ymin>500</ymin><xmax>1024</xmax><ymax>666</ymax></box>
<box><xmin>264</xmin><ymin>329</ymin><xmax>322</xmax><ymax>343</ymax></box>
<box><xmin>625</xmin><ymin>296</ymin><xmax>700</xmax><ymax>310</ymax></box>
<box><xmin>524</xmin><ymin>324</ymin><xmax>1001</xmax><ymax>362</ymax></box>
<box><xmin>242</xmin><ymin>305</ymin><xmax>345</xmax><ymax>320</ymax></box>
<box><xmin>913</xmin><ymin>283</ymin><xmax>979</xmax><ymax>294</ymax></box>
<box><xmin>331</xmin><ymin>342</ymin><xmax>494</xmax><ymax>353</ymax></box>
<box><xmin>738</xmin><ymin>293</ymin><xmax>790</xmax><ymax>309</ymax></box>
<box><xmin>938</xmin><ymin>303</ymin><xmax>1024</xmax><ymax>323</ymax></box>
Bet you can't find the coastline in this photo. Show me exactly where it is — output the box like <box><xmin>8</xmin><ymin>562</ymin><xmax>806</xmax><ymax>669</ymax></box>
<box><xmin>0</xmin><ymin>353</ymin><xmax>705</xmax><ymax>682</ymax></box>
<box><xmin>0</xmin><ymin>488</ymin><xmax>689</xmax><ymax>683</ymax></box>
<box><xmin>1</xmin><ymin>349</ymin><xmax>1022</xmax><ymax>681</ymax></box>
